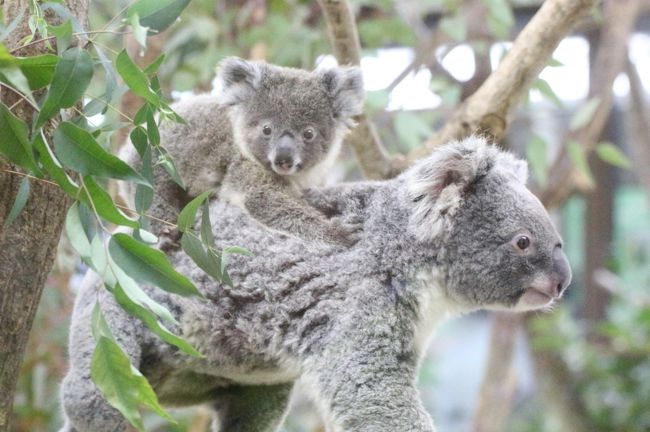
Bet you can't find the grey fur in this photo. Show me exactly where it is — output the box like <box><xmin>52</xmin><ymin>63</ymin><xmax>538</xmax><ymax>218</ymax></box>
<box><xmin>121</xmin><ymin>57</ymin><xmax>365</xmax><ymax>248</ymax></box>
<box><xmin>61</xmin><ymin>137</ymin><xmax>571</xmax><ymax>432</ymax></box>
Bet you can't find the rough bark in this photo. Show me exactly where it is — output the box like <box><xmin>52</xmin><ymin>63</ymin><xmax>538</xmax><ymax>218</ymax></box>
<box><xmin>316</xmin><ymin>0</ymin><xmax>406</xmax><ymax>179</ymax></box>
<box><xmin>413</xmin><ymin>0</ymin><xmax>598</xmax><ymax>158</ymax></box>
<box><xmin>0</xmin><ymin>1</ymin><xmax>89</xmax><ymax>430</ymax></box>
<box><xmin>626</xmin><ymin>57</ymin><xmax>650</xmax><ymax>201</ymax></box>
<box><xmin>539</xmin><ymin>0</ymin><xmax>641</xmax><ymax>208</ymax></box>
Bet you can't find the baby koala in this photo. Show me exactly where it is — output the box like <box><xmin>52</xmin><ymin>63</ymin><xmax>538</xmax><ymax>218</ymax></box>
<box><xmin>123</xmin><ymin>58</ymin><xmax>364</xmax><ymax>248</ymax></box>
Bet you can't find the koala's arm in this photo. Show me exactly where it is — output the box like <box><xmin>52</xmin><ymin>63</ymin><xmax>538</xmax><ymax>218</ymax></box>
<box><xmin>222</xmin><ymin>159</ymin><xmax>359</xmax><ymax>246</ymax></box>
<box><xmin>301</xmin><ymin>181</ymin><xmax>379</xmax><ymax>217</ymax></box>
<box><xmin>305</xmin><ymin>280</ymin><xmax>435</xmax><ymax>432</ymax></box>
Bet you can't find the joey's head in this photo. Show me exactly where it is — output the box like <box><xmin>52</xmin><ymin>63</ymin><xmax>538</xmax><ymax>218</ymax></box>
<box><xmin>405</xmin><ymin>136</ymin><xmax>571</xmax><ymax>312</ymax></box>
<box><xmin>216</xmin><ymin>57</ymin><xmax>364</xmax><ymax>176</ymax></box>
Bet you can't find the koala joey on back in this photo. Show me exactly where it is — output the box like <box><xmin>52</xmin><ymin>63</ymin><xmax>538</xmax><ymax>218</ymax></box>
<box><xmin>62</xmin><ymin>137</ymin><xmax>571</xmax><ymax>432</ymax></box>
<box><xmin>121</xmin><ymin>57</ymin><xmax>365</xmax><ymax>248</ymax></box>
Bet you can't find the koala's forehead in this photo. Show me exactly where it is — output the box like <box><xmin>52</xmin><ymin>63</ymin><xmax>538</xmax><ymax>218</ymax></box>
<box><xmin>242</xmin><ymin>73</ymin><xmax>334</xmax><ymax>127</ymax></box>
<box><xmin>457</xmin><ymin>173</ymin><xmax>559</xmax><ymax>243</ymax></box>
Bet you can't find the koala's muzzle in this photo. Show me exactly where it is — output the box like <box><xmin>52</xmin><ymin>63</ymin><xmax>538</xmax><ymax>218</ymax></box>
<box><xmin>552</xmin><ymin>245</ymin><xmax>571</xmax><ymax>296</ymax></box>
<box><xmin>271</xmin><ymin>133</ymin><xmax>301</xmax><ymax>175</ymax></box>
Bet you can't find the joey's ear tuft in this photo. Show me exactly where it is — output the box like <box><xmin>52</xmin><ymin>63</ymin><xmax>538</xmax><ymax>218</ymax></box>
<box><xmin>318</xmin><ymin>66</ymin><xmax>365</xmax><ymax>123</ymax></box>
<box><xmin>405</xmin><ymin>136</ymin><xmax>494</xmax><ymax>241</ymax></box>
<box><xmin>216</xmin><ymin>57</ymin><xmax>263</xmax><ymax>106</ymax></box>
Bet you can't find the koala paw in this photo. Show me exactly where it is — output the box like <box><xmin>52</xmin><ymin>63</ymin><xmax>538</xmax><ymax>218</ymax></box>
<box><xmin>327</xmin><ymin>216</ymin><xmax>363</xmax><ymax>247</ymax></box>
<box><xmin>158</xmin><ymin>227</ymin><xmax>182</xmax><ymax>253</ymax></box>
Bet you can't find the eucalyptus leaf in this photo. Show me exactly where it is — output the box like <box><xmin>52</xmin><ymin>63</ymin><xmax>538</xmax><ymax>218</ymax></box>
<box><xmin>53</xmin><ymin>122</ymin><xmax>149</xmax><ymax>185</ymax></box>
<box><xmin>180</xmin><ymin>234</ymin><xmax>222</xmax><ymax>281</ymax></box>
<box><xmin>65</xmin><ymin>202</ymin><xmax>92</xmax><ymax>263</ymax></box>
<box><xmin>3</xmin><ymin>176</ymin><xmax>30</xmax><ymax>227</ymax></box>
<box><xmin>82</xmin><ymin>176</ymin><xmax>139</xmax><ymax>228</ymax></box>
<box><xmin>128</xmin><ymin>13</ymin><xmax>149</xmax><ymax>52</ymax></box>
<box><xmin>567</xmin><ymin>140</ymin><xmax>594</xmax><ymax>185</ymax></box>
<box><xmin>0</xmin><ymin>102</ymin><xmax>40</xmax><ymax>174</ymax></box>
<box><xmin>15</xmin><ymin>54</ymin><xmax>59</xmax><ymax>89</ymax></box>
<box><xmin>35</xmin><ymin>47</ymin><xmax>93</xmax><ymax>130</ymax></box>
<box><xmin>109</xmin><ymin>233</ymin><xmax>202</xmax><ymax>297</ymax></box>
<box><xmin>127</xmin><ymin>0</ymin><xmax>191</xmax><ymax>33</ymax></box>
<box><xmin>115</xmin><ymin>50</ymin><xmax>159</xmax><ymax>106</ymax></box>
<box><xmin>595</xmin><ymin>142</ymin><xmax>632</xmax><ymax>169</ymax></box>
<box><xmin>177</xmin><ymin>190</ymin><xmax>213</xmax><ymax>233</ymax></box>
<box><xmin>91</xmin><ymin>331</ymin><xmax>174</xmax><ymax>430</ymax></box>
<box><xmin>569</xmin><ymin>97</ymin><xmax>601</xmax><ymax>131</ymax></box>
<box><xmin>526</xmin><ymin>135</ymin><xmax>548</xmax><ymax>187</ymax></box>
<box><xmin>0</xmin><ymin>66</ymin><xmax>36</xmax><ymax>105</ymax></box>
<box><xmin>32</xmin><ymin>132</ymin><xmax>79</xmax><ymax>195</ymax></box>
<box><xmin>111</xmin><ymin>283</ymin><xmax>201</xmax><ymax>357</ymax></box>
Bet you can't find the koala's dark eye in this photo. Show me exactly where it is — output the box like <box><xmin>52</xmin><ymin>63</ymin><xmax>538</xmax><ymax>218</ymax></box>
<box><xmin>303</xmin><ymin>128</ymin><xmax>315</xmax><ymax>141</ymax></box>
<box><xmin>516</xmin><ymin>236</ymin><xmax>530</xmax><ymax>250</ymax></box>
<box><xmin>262</xmin><ymin>125</ymin><xmax>272</xmax><ymax>136</ymax></box>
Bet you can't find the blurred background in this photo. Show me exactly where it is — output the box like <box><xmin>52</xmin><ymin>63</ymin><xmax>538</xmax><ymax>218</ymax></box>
<box><xmin>8</xmin><ymin>0</ymin><xmax>650</xmax><ymax>431</ymax></box>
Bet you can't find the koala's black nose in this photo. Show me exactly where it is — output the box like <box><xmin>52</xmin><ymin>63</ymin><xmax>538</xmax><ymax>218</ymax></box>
<box><xmin>553</xmin><ymin>245</ymin><xmax>572</xmax><ymax>296</ymax></box>
<box><xmin>273</xmin><ymin>133</ymin><xmax>297</xmax><ymax>171</ymax></box>
<box><xmin>274</xmin><ymin>150</ymin><xmax>294</xmax><ymax>170</ymax></box>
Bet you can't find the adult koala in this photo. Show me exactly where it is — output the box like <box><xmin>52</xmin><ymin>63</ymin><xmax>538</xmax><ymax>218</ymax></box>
<box><xmin>60</xmin><ymin>137</ymin><xmax>571</xmax><ymax>432</ymax></box>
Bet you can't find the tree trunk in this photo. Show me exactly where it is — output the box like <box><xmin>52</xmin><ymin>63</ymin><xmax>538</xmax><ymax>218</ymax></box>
<box><xmin>0</xmin><ymin>1</ymin><xmax>89</xmax><ymax>430</ymax></box>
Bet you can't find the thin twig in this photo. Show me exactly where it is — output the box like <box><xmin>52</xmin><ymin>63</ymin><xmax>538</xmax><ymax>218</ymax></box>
<box><xmin>9</xmin><ymin>30</ymin><xmax>133</xmax><ymax>54</ymax></box>
<box><xmin>0</xmin><ymin>82</ymin><xmax>40</xmax><ymax>111</ymax></box>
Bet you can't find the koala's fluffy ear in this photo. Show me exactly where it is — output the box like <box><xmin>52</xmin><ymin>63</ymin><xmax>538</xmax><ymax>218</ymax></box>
<box><xmin>406</xmin><ymin>136</ymin><xmax>528</xmax><ymax>242</ymax></box>
<box><xmin>318</xmin><ymin>66</ymin><xmax>364</xmax><ymax>123</ymax></box>
<box><xmin>216</xmin><ymin>57</ymin><xmax>263</xmax><ymax>106</ymax></box>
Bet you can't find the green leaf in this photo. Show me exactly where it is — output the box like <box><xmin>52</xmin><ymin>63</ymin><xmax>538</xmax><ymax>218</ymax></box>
<box><xmin>200</xmin><ymin>202</ymin><xmax>214</xmax><ymax>246</ymax></box>
<box><xmin>109</xmin><ymin>233</ymin><xmax>201</xmax><ymax>297</ymax></box>
<box><xmin>177</xmin><ymin>190</ymin><xmax>213</xmax><ymax>233</ymax></box>
<box><xmin>526</xmin><ymin>135</ymin><xmax>548</xmax><ymax>187</ymax></box>
<box><xmin>53</xmin><ymin>122</ymin><xmax>149</xmax><ymax>185</ymax></box>
<box><xmin>82</xmin><ymin>176</ymin><xmax>139</xmax><ymax>228</ymax></box>
<box><xmin>127</xmin><ymin>0</ymin><xmax>191</xmax><ymax>33</ymax></box>
<box><xmin>91</xmin><ymin>309</ymin><xmax>174</xmax><ymax>431</ymax></box>
<box><xmin>439</xmin><ymin>13</ymin><xmax>466</xmax><ymax>42</ymax></box>
<box><xmin>137</xmin><ymin>229</ymin><xmax>158</xmax><ymax>244</ymax></box>
<box><xmin>111</xmin><ymin>283</ymin><xmax>201</xmax><ymax>357</ymax></box>
<box><xmin>0</xmin><ymin>67</ymin><xmax>36</xmax><ymax>104</ymax></box>
<box><xmin>3</xmin><ymin>177</ymin><xmax>30</xmax><ymax>227</ymax></box>
<box><xmin>485</xmin><ymin>0</ymin><xmax>514</xmax><ymax>38</ymax></box>
<box><xmin>65</xmin><ymin>202</ymin><xmax>92</xmax><ymax>263</ymax></box>
<box><xmin>567</xmin><ymin>140</ymin><xmax>594</xmax><ymax>185</ymax></box>
<box><xmin>146</xmin><ymin>109</ymin><xmax>160</xmax><ymax>146</ymax></box>
<box><xmin>222</xmin><ymin>246</ymin><xmax>253</xmax><ymax>257</ymax></box>
<box><xmin>128</xmin><ymin>13</ymin><xmax>149</xmax><ymax>52</ymax></box>
<box><xmin>532</xmin><ymin>78</ymin><xmax>563</xmax><ymax>108</ymax></box>
<box><xmin>115</xmin><ymin>50</ymin><xmax>159</xmax><ymax>106</ymax></box>
<box><xmin>143</xmin><ymin>54</ymin><xmax>165</xmax><ymax>75</ymax></box>
<box><xmin>180</xmin><ymin>234</ymin><xmax>222</xmax><ymax>280</ymax></box>
<box><xmin>157</xmin><ymin>147</ymin><xmax>184</xmax><ymax>188</ymax></box>
<box><xmin>130</xmin><ymin>125</ymin><xmax>149</xmax><ymax>156</ymax></box>
<box><xmin>35</xmin><ymin>47</ymin><xmax>93</xmax><ymax>130</ymax></box>
<box><xmin>0</xmin><ymin>103</ymin><xmax>40</xmax><ymax>173</ymax></box>
<box><xmin>32</xmin><ymin>132</ymin><xmax>79</xmax><ymax>195</ymax></box>
<box><xmin>108</xmin><ymin>257</ymin><xmax>178</xmax><ymax>325</ymax></box>
<box><xmin>569</xmin><ymin>97</ymin><xmax>601</xmax><ymax>131</ymax></box>
<box><xmin>15</xmin><ymin>54</ymin><xmax>59</xmax><ymax>89</ymax></box>
<box><xmin>48</xmin><ymin>20</ymin><xmax>73</xmax><ymax>53</ymax></box>
<box><xmin>596</xmin><ymin>142</ymin><xmax>632</xmax><ymax>169</ymax></box>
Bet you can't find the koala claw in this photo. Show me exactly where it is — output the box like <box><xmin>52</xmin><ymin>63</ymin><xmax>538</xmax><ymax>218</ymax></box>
<box><xmin>327</xmin><ymin>217</ymin><xmax>363</xmax><ymax>247</ymax></box>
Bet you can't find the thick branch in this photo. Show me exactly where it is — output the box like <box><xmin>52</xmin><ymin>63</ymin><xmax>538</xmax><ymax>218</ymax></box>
<box><xmin>625</xmin><ymin>57</ymin><xmax>650</xmax><ymax>201</ymax></box>
<box><xmin>413</xmin><ymin>0</ymin><xmax>597</xmax><ymax>158</ymax></box>
<box><xmin>540</xmin><ymin>0</ymin><xmax>641</xmax><ymax>208</ymax></box>
<box><xmin>317</xmin><ymin>0</ymin><xmax>406</xmax><ymax>179</ymax></box>
<box><xmin>0</xmin><ymin>1</ymin><xmax>88</xmax><ymax>430</ymax></box>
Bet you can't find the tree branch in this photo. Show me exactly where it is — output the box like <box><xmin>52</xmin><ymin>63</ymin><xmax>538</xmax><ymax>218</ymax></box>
<box><xmin>625</xmin><ymin>56</ymin><xmax>650</xmax><ymax>201</ymax></box>
<box><xmin>412</xmin><ymin>0</ymin><xmax>598</xmax><ymax>158</ymax></box>
<box><xmin>316</xmin><ymin>0</ymin><xmax>406</xmax><ymax>179</ymax></box>
<box><xmin>539</xmin><ymin>0</ymin><xmax>641</xmax><ymax>208</ymax></box>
